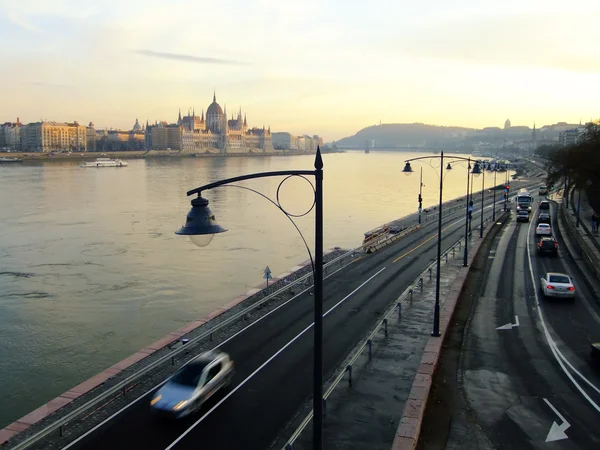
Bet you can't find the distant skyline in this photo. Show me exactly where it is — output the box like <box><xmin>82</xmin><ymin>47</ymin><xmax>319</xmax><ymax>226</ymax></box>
<box><xmin>0</xmin><ymin>0</ymin><xmax>599</xmax><ymax>141</ymax></box>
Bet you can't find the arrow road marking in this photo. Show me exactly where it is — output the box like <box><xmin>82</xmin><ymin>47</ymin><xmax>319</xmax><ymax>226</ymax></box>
<box><xmin>543</xmin><ymin>398</ymin><xmax>570</xmax><ymax>442</ymax></box>
<box><xmin>496</xmin><ymin>315</ymin><xmax>519</xmax><ymax>330</ymax></box>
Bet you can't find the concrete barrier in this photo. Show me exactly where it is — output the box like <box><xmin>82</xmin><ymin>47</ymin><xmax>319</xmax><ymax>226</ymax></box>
<box><xmin>390</xmin><ymin>211</ymin><xmax>508</xmax><ymax>450</ymax></box>
<box><xmin>559</xmin><ymin>197</ymin><xmax>600</xmax><ymax>282</ymax></box>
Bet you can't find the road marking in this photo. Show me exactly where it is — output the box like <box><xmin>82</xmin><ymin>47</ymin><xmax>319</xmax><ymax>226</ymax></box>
<box><xmin>61</xmin><ymin>259</ymin><xmax>366</xmax><ymax>449</ymax></box>
<box><xmin>496</xmin><ymin>315</ymin><xmax>519</xmax><ymax>330</ymax></box>
<box><xmin>526</xmin><ymin>211</ymin><xmax>600</xmax><ymax>414</ymax></box>
<box><xmin>543</xmin><ymin>398</ymin><xmax>570</xmax><ymax>442</ymax></box>
<box><xmin>392</xmin><ymin>219</ymin><xmax>461</xmax><ymax>264</ymax></box>
<box><xmin>164</xmin><ymin>267</ymin><xmax>386</xmax><ymax>450</ymax></box>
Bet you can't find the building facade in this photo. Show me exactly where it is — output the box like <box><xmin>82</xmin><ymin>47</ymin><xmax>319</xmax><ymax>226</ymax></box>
<box><xmin>0</xmin><ymin>118</ymin><xmax>23</xmax><ymax>151</ymax></box>
<box><xmin>21</xmin><ymin>121</ymin><xmax>87</xmax><ymax>152</ymax></box>
<box><xmin>145</xmin><ymin>93</ymin><xmax>275</xmax><ymax>153</ymax></box>
<box><xmin>558</xmin><ymin>128</ymin><xmax>583</xmax><ymax>147</ymax></box>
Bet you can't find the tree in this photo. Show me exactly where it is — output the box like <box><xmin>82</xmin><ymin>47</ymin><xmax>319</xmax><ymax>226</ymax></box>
<box><xmin>546</xmin><ymin>122</ymin><xmax>600</xmax><ymax>211</ymax></box>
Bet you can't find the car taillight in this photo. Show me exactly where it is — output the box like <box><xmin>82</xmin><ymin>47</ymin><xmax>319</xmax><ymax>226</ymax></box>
<box><xmin>547</xmin><ymin>285</ymin><xmax>555</xmax><ymax>289</ymax></box>
<box><xmin>568</xmin><ymin>286</ymin><xmax>575</xmax><ymax>291</ymax></box>
<box><xmin>554</xmin><ymin>242</ymin><xmax>558</xmax><ymax>248</ymax></box>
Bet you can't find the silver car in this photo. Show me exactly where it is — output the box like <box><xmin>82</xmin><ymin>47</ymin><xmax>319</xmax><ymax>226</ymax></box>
<box><xmin>540</xmin><ymin>272</ymin><xmax>575</xmax><ymax>299</ymax></box>
<box><xmin>150</xmin><ymin>350</ymin><xmax>235</xmax><ymax>418</ymax></box>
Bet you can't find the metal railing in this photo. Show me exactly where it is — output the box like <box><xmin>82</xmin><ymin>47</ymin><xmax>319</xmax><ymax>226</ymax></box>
<box><xmin>8</xmin><ymin>186</ymin><xmax>520</xmax><ymax>450</ymax></box>
<box><xmin>282</xmin><ymin>231</ymin><xmax>477</xmax><ymax>450</ymax></box>
<box><xmin>8</xmin><ymin>246</ymin><xmax>365</xmax><ymax>450</ymax></box>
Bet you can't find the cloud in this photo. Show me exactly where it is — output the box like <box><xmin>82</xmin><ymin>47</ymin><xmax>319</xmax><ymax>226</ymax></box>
<box><xmin>133</xmin><ymin>50</ymin><xmax>248</xmax><ymax>66</ymax></box>
<box><xmin>6</xmin><ymin>11</ymin><xmax>43</xmax><ymax>33</ymax></box>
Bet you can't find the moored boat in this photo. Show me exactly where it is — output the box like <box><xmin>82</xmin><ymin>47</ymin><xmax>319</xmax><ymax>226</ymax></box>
<box><xmin>0</xmin><ymin>157</ymin><xmax>23</xmax><ymax>163</ymax></box>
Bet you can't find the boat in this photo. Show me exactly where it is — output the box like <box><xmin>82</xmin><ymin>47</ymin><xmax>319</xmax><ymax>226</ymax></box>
<box><xmin>81</xmin><ymin>158</ymin><xmax>128</xmax><ymax>168</ymax></box>
<box><xmin>365</xmin><ymin>140</ymin><xmax>370</xmax><ymax>154</ymax></box>
<box><xmin>0</xmin><ymin>157</ymin><xmax>23</xmax><ymax>163</ymax></box>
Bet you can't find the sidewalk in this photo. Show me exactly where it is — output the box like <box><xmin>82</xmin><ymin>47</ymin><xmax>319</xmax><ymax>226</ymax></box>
<box><xmin>555</xmin><ymin>189</ymin><xmax>600</xmax><ymax>285</ymax></box>
<box><xmin>283</xmin><ymin>216</ymin><xmax>502</xmax><ymax>450</ymax></box>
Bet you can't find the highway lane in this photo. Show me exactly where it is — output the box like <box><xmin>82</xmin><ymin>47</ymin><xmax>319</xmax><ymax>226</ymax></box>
<box><xmin>61</xmin><ymin>179</ymin><xmax>536</xmax><ymax>450</ymax></box>
<box><xmin>441</xmin><ymin>199</ymin><xmax>600</xmax><ymax>449</ymax></box>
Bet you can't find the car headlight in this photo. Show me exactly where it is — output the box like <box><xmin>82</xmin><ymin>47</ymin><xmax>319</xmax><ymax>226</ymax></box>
<box><xmin>173</xmin><ymin>400</ymin><xmax>189</xmax><ymax>411</ymax></box>
<box><xmin>150</xmin><ymin>395</ymin><xmax>162</xmax><ymax>405</ymax></box>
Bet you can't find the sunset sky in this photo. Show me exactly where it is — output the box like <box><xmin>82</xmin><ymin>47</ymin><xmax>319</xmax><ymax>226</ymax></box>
<box><xmin>1</xmin><ymin>0</ymin><xmax>599</xmax><ymax>141</ymax></box>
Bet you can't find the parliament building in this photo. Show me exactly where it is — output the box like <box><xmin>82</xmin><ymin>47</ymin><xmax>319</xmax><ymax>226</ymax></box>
<box><xmin>145</xmin><ymin>93</ymin><xmax>274</xmax><ymax>153</ymax></box>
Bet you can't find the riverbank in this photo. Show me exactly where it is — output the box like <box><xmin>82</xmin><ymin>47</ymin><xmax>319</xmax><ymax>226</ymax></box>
<box><xmin>0</xmin><ymin>149</ymin><xmax>319</xmax><ymax>161</ymax></box>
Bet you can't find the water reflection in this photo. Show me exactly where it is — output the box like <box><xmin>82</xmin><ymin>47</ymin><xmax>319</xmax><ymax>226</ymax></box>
<box><xmin>0</xmin><ymin>151</ymin><xmax>492</xmax><ymax>427</ymax></box>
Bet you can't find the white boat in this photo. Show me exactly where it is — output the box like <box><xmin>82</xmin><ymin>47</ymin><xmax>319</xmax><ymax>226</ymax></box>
<box><xmin>0</xmin><ymin>157</ymin><xmax>23</xmax><ymax>163</ymax></box>
<box><xmin>81</xmin><ymin>158</ymin><xmax>128</xmax><ymax>168</ymax></box>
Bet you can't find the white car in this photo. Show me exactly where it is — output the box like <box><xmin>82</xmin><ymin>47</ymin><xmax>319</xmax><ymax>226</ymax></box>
<box><xmin>540</xmin><ymin>272</ymin><xmax>575</xmax><ymax>299</ymax></box>
<box><xmin>150</xmin><ymin>350</ymin><xmax>235</xmax><ymax>418</ymax></box>
<box><xmin>536</xmin><ymin>223</ymin><xmax>552</xmax><ymax>236</ymax></box>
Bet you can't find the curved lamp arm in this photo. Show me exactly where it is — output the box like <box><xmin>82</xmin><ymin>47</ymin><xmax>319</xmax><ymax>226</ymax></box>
<box><xmin>180</xmin><ymin>150</ymin><xmax>324</xmax><ymax>278</ymax></box>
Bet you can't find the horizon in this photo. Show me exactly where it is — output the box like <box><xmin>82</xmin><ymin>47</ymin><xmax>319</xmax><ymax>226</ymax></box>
<box><xmin>0</xmin><ymin>0</ymin><xmax>599</xmax><ymax>141</ymax></box>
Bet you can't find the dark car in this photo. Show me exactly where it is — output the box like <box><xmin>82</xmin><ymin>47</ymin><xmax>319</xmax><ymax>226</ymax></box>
<box><xmin>537</xmin><ymin>236</ymin><xmax>558</xmax><ymax>256</ymax></box>
<box><xmin>516</xmin><ymin>210</ymin><xmax>529</xmax><ymax>222</ymax></box>
<box><xmin>537</xmin><ymin>212</ymin><xmax>551</xmax><ymax>224</ymax></box>
<box><xmin>539</xmin><ymin>200</ymin><xmax>550</xmax><ymax>210</ymax></box>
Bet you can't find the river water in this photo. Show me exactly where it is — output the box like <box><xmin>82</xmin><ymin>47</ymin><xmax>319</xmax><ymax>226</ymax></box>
<box><xmin>0</xmin><ymin>151</ymin><xmax>495</xmax><ymax>427</ymax></box>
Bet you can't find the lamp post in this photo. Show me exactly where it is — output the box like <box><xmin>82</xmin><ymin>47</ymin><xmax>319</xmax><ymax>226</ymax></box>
<box><xmin>576</xmin><ymin>188</ymin><xmax>582</xmax><ymax>228</ymax></box>
<box><xmin>472</xmin><ymin>161</ymin><xmax>485</xmax><ymax>238</ymax></box>
<box><xmin>175</xmin><ymin>149</ymin><xmax>325</xmax><ymax>450</ymax></box>
<box><xmin>418</xmin><ymin>167</ymin><xmax>423</xmax><ymax>224</ymax></box>
<box><xmin>403</xmin><ymin>152</ymin><xmax>473</xmax><ymax>337</ymax></box>
<box><xmin>492</xmin><ymin>164</ymin><xmax>497</xmax><ymax>222</ymax></box>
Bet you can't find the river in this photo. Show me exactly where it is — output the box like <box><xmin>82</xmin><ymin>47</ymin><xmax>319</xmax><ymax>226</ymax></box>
<box><xmin>0</xmin><ymin>151</ymin><xmax>496</xmax><ymax>427</ymax></box>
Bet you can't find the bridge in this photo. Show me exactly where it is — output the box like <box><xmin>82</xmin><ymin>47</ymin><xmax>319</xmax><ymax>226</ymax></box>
<box><xmin>2</xmin><ymin>162</ymin><xmax>600</xmax><ymax>450</ymax></box>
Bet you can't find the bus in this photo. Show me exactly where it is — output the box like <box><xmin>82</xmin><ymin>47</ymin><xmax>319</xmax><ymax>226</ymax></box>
<box><xmin>516</xmin><ymin>189</ymin><xmax>533</xmax><ymax>213</ymax></box>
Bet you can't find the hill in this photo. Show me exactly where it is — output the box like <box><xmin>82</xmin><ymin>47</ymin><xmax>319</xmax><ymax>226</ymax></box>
<box><xmin>335</xmin><ymin>123</ymin><xmax>478</xmax><ymax>150</ymax></box>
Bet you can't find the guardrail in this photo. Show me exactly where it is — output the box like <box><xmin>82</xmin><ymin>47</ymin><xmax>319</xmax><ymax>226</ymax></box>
<box><xmin>7</xmin><ymin>245</ymin><xmax>366</xmax><ymax>450</ymax></box>
<box><xmin>560</xmin><ymin>190</ymin><xmax>600</xmax><ymax>282</ymax></box>
<box><xmin>7</xmin><ymin>185</ymin><xmax>524</xmax><ymax>450</ymax></box>
<box><xmin>281</xmin><ymin>215</ymin><xmax>498</xmax><ymax>449</ymax></box>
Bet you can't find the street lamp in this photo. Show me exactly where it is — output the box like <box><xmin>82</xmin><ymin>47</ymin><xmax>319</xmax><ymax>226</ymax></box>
<box><xmin>472</xmin><ymin>161</ymin><xmax>485</xmax><ymax>238</ymax></box>
<box><xmin>176</xmin><ymin>149</ymin><xmax>325</xmax><ymax>450</ymax></box>
<box><xmin>402</xmin><ymin>152</ymin><xmax>472</xmax><ymax>337</ymax></box>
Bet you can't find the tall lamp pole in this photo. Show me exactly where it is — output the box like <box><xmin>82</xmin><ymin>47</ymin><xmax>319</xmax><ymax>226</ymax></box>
<box><xmin>418</xmin><ymin>167</ymin><xmax>423</xmax><ymax>224</ymax></box>
<box><xmin>403</xmin><ymin>152</ymin><xmax>473</xmax><ymax>336</ymax></box>
<box><xmin>576</xmin><ymin>189</ymin><xmax>582</xmax><ymax>228</ymax></box>
<box><xmin>492</xmin><ymin>165</ymin><xmax>497</xmax><ymax>222</ymax></box>
<box><xmin>463</xmin><ymin>158</ymin><xmax>471</xmax><ymax>267</ymax></box>
<box><xmin>175</xmin><ymin>149</ymin><xmax>325</xmax><ymax>450</ymax></box>
<box><xmin>472</xmin><ymin>161</ymin><xmax>485</xmax><ymax>238</ymax></box>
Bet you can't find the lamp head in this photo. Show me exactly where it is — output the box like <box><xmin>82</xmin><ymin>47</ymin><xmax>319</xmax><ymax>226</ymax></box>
<box><xmin>175</xmin><ymin>196</ymin><xmax>227</xmax><ymax>247</ymax></box>
<box><xmin>446</xmin><ymin>163</ymin><xmax>452</xmax><ymax>170</ymax></box>
<box><xmin>402</xmin><ymin>161</ymin><xmax>413</xmax><ymax>176</ymax></box>
<box><xmin>471</xmin><ymin>162</ymin><xmax>482</xmax><ymax>176</ymax></box>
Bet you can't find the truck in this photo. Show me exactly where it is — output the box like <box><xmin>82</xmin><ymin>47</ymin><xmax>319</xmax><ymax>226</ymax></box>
<box><xmin>516</xmin><ymin>189</ymin><xmax>533</xmax><ymax>213</ymax></box>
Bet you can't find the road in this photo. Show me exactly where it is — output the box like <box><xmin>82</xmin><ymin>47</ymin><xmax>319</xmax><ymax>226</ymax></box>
<box><xmin>419</xmin><ymin>197</ymin><xmax>600</xmax><ymax>449</ymax></box>
<box><xmin>49</xmin><ymin>180</ymin><xmax>536</xmax><ymax>450</ymax></box>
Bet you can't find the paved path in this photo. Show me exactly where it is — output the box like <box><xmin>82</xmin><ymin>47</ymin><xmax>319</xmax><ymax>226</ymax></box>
<box><xmin>419</xmin><ymin>198</ymin><xmax>600</xmax><ymax>450</ymax></box>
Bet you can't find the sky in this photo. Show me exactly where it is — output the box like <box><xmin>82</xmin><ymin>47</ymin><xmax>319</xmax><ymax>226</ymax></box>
<box><xmin>0</xmin><ymin>0</ymin><xmax>599</xmax><ymax>141</ymax></box>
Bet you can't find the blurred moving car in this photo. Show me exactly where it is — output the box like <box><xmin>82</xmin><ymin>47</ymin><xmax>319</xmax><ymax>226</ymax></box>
<box><xmin>540</xmin><ymin>272</ymin><xmax>575</xmax><ymax>299</ymax></box>
<box><xmin>537</xmin><ymin>212</ymin><xmax>551</xmax><ymax>224</ymax></box>
<box><xmin>536</xmin><ymin>223</ymin><xmax>552</xmax><ymax>236</ymax></box>
<box><xmin>539</xmin><ymin>186</ymin><xmax>548</xmax><ymax>195</ymax></box>
<box><xmin>539</xmin><ymin>200</ymin><xmax>550</xmax><ymax>210</ymax></box>
<box><xmin>150</xmin><ymin>350</ymin><xmax>235</xmax><ymax>418</ymax></box>
<box><xmin>516</xmin><ymin>210</ymin><xmax>529</xmax><ymax>222</ymax></box>
<box><xmin>537</xmin><ymin>236</ymin><xmax>558</xmax><ymax>256</ymax></box>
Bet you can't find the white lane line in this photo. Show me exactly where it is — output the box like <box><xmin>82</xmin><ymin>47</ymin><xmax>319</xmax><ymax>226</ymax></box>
<box><xmin>526</xmin><ymin>214</ymin><xmax>600</xmax><ymax>414</ymax></box>
<box><xmin>61</xmin><ymin>259</ymin><xmax>364</xmax><ymax>450</ymax></box>
<box><xmin>164</xmin><ymin>267</ymin><xmax>387</xmax><ymax>450</ymax></box>
<box><xmin>551</xmin><ymin>341</ymin><xmax>600</xmax><ymax>396</ymax></box>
